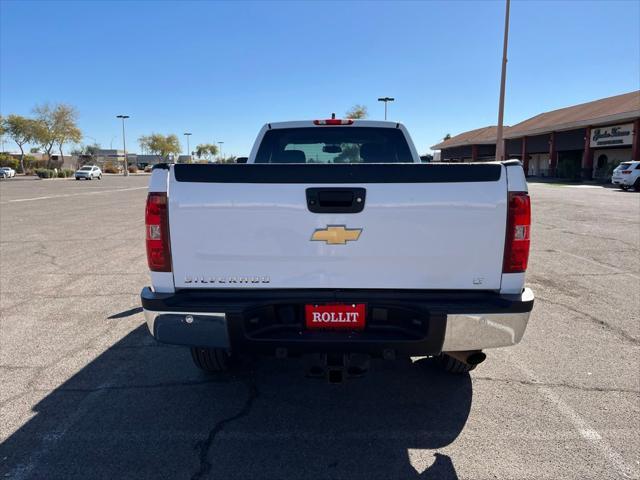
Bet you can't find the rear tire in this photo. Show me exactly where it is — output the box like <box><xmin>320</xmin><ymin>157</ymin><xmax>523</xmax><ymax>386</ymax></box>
<box><xmin>634</xmin><ymin>179</ymin><xmax>640</xmax><ymax>192</ymax></box>
<box><xmin>190</xmin><ymin>347</ymin><xmax>230</xmax><ymax>373</ymax></box>
<box><xmin>437</xmin><ymin>353</ymin><xmax>476</xmax><ymax>374</ymax></box>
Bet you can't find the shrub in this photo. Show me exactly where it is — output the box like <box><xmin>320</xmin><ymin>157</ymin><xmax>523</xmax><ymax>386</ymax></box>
<box><xmin>56</xmin><ymin>169</ymin><xmax>75</xmax><ymax>178</ymax></box>
<box><xmin>24</xmin><ymin>168</ymin><xmax>35</xmax><ymax>176</ymax></box>
<box><xmin>35</xmin><ymin>168</ymin><xmax>55</xmax><ymax>179</ymax></box>
<box><xmin>127</xmin><ymin>165</ymin><xmax>138</xmax><ymax>173</ymax></box>
<box><xmin>0</xmin><ymin>154</ymin><xmax>19</xmax><ymax>170</ymax></box>
<box><xmin>103</xmin><ymin>161</ymin><xmax>119</xmax><ymax>174</ymax></box>
<box><xmin>24</xmin><ymin>157</ymin><xmax>48</xmax><ymax>170</ymax></box>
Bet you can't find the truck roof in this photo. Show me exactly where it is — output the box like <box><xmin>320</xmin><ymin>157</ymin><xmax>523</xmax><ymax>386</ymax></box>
<box><xmin>265</xmin><ymin>120</ymin><xmax>404</xmax><ymax>129</ymax></box>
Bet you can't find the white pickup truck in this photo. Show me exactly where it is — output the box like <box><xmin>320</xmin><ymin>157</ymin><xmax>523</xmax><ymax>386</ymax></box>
<box><xmin>141</xmin><ymin>119</ymin><xmax>534</xmax><ymax>381</ymax></box>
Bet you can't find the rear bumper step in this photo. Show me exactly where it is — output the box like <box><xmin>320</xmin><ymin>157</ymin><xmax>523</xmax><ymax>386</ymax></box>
<box><xmin>141</xmin><ymin>287</ymin><xmax>534</xmax><ymax>356</ymax></box>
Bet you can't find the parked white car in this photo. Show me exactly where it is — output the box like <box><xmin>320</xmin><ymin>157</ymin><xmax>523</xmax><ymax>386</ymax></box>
<box><xmin>611</xmin><ymin>161</ymin><xmax>640</xmax><ymax>191</ymax></box>
<box><xmin>75</xmin><ymin>165</ymin><xmax>102</xmax><ymax>180</ymax></box>
<box><xmin>0</xmin><ymin>167</ymin><xmax>16</xmax><ymax>178</ymax></box>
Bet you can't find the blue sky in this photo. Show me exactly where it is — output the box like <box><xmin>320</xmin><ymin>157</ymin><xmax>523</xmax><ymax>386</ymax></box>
<box><xmin>1</xmin><ymin>0</ymin><xmax>639</xmax><ymax>156</ymax></box>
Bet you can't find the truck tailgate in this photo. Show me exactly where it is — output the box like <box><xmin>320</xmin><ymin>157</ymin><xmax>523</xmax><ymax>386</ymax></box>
<box><xmin>167</xmin><ymin>163</ymin><xmax>507</xmax><ymax>290</ymax></box>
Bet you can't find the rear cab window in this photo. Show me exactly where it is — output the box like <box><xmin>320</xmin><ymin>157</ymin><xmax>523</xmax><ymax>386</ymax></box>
<box><xmin>255</xmin><ymin>127</ymin><xmax>415</xmax><ymax>164</ymax></box>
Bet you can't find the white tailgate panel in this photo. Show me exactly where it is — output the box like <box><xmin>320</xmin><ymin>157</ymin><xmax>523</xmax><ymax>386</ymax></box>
<box><xmin>169</xmin><ymin>174</ymin><xmax>507</xmax><ymax>290</ymax></box>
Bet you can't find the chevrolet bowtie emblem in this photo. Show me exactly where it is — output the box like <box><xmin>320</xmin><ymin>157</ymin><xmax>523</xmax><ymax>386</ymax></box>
<box><xmin>311</xmin><ymin>225</ymin><xmax>362</xmax><ymax>245</ymax></box>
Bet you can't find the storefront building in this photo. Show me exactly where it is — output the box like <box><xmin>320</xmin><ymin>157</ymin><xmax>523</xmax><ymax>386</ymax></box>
<box><xmin>432</xmin><ymin>91</ymin><xmax>640</xmax><ymax>179</ymax></box>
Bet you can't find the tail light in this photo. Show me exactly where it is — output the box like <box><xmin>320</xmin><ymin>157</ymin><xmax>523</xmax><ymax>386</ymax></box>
<box><xmin>313</xmin><ymin>119</ymin><xmax>354</xmax><ymax>125</ymax></box>
<box><xmin>503</xmin><ymin>192</ymin><xmax>531</xmax><ymax>273</ymax></box>
<box><xmin>622</xmin><ymin>170</ymin><xmax>632</xmax><ymax>174</ymax></box>
<box><xmin>145</xmin><ymin>192</ymin><xmax>172</xmax><ymax>272</ymax></box>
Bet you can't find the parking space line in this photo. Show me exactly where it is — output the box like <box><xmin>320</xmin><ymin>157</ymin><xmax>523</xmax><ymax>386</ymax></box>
<box><xmin>507</xmin><ymin>355</ymin><xmax>638</xmax><ymax>479</ymax></box>
<box><xmin>1</xmin><ymin>187</ymin><xmax>147</xmax><ymax>204</ymax></box>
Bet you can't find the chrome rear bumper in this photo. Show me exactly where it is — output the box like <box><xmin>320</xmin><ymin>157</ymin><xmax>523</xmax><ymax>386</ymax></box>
<box><xmin>142</xmin><ymin>288</ymin><xmax>533</xmax><ymax>354</ymax></box>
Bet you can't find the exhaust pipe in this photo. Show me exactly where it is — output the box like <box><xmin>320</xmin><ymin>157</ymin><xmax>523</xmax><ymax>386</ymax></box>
<box><xmin>445</xmin><ymin>350</ymin><xmax>486</xmax><ymax>366</ymax></box>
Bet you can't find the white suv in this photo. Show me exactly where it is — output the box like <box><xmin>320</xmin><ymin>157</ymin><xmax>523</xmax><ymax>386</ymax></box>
<box><xmin>611</xmin><ymin>161</ymin><xmax>640</xmax><ymax>191</ymax></box>
<box><xmin>75</xmin><ymin>165</ymin><xmax>102</xmax><ymax>180</ymax></box>
<box><xmin>0</xmin><ymin>167</ymin><xmax>16</xmax><ymax>178</ymax></box>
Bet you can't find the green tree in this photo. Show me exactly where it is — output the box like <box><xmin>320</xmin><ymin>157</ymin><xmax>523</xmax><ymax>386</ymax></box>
<box><xmin>346</xmin><ymin>105</ymin><xmax>368</xmax><ymax>119</ymax></box>
<box><xmin>138</xmin><ymin>134</ymin><xmax>181</xmax><ymax>162</ymax></box>
<box><xmin>52</xmin><ymin>104</ymin><xmax>82</xmax><ymax>165</ymax></box>
<box><xmin>32</xmin><ymin>104</ymin><xmax>58</xmax><ymax>167</ymax></box>
<box><xmin>443</xmin><ymin>133</ymin><xmax>452</xmax><ymax>140</ymax></box>
<box><xmin>0</xmin><ymin>115</ymin><xmax>6</xmax><ymax>151</ymax></box>
<box><xmin>194</xmin><ymin>143</ymin><xmax>219</xmax><ymax>162</ymax></box>
<box><xmin>32</xmin><ymin>103</ymin><xmax>82</xmax><ymax>167</ymax></box>
<box><xmin>5</xmin><ymin>115</ymin><xmax>39</xmax><ymax>173</ymax></box>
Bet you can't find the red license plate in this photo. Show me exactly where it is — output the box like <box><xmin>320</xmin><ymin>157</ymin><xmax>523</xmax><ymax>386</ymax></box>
<box><xmin>305</xmin><ymin>303</ymin><xmax>366</xmax><ymax>330</ymax></box>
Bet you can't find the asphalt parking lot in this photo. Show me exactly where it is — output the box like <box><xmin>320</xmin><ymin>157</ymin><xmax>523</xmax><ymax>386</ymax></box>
<box><xmin>0</xmin><ymin>175</ymin><xmax>638</xmax><ymax>479</ymax></box>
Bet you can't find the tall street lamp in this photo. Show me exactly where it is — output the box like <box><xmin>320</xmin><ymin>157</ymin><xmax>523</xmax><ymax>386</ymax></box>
<box><xmin>184</xmin><ymin>132</ymin><xmax>192</xmax><ymax>162</ymax></box>
<box><xmin>116</xmin><ymin>115</ymin><xmax>130</xmax><ymax>176</ymax></box>
<box><xmin>218</xmin><ymin>141</ymin><xmax>224</xmax><ymax>161</ymax></box>
<box><xmin>377</xmin><ymin>97</ymin><xmax>395</xmax><ymax>120</ymax></box>
<box><xmin>495</xmin><ymin>0</ymin><xmax>511</xmax><ymax>161</ymax></box>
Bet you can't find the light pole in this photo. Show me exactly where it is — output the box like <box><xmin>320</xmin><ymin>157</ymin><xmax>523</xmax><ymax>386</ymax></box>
<box><xmin>495</xmin><ymin>0</ymin><xmax>511</xmax><ymax>161</ymax></box>
<box><xmin>377</xmin><ymin>97</ymin><xmax>395</xmax><ymax>120</ymax></box>
<box><xmin>218</xmin><ymin>141</ymin><xmax>224</xmax><ymax>161</ymax></box>
<box><xmin>183</xmin><ymin>133</ymin><xmax>192</xmax><ymax>162</ymax></box>
<box><xmin>116</xmin><ymin>115</ymin><xmax>130</xmax><ymax>176</ymax></box>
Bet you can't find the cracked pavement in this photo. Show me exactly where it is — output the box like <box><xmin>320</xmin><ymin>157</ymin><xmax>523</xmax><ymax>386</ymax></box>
<box><xmin>0</xmin><ymin>176</ymin><xmax>639</xmax><ymax>479</ymax></box>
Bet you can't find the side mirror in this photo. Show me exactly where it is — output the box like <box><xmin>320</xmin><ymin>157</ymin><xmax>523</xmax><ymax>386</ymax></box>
<box><xmin>236</xmin><ymin>157</ymin><xmax>248</xmax><ymax>164</ymax></box>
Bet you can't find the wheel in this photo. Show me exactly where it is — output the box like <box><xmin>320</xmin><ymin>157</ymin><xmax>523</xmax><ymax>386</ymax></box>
<box><xmin>98</xmin><ymin>174</ymin><xmax>102</xmax><ymax>180</ymax></box>
<box><xmin>190</xmin><ymin>347</ymin><xmax>230</xmax><ymax>372</ymax></box>
<box><xmin>437</xmin><ymin>353</ymin><xmax>477</xmax><ymax>374</ymax></box>
<box><xmin>621</xmin><ymin>186</ymin><xmax>629</xmax><ymax>191</ymax></box>
<box><xmin>87</xmin><ymin>176</ymin><xmax>92</xmax><ymax>180</ymax></box>
<box><xmin>634</xmin><ymin>179</ymin><xmax>640</xmax><ymax>192</ymax></box>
